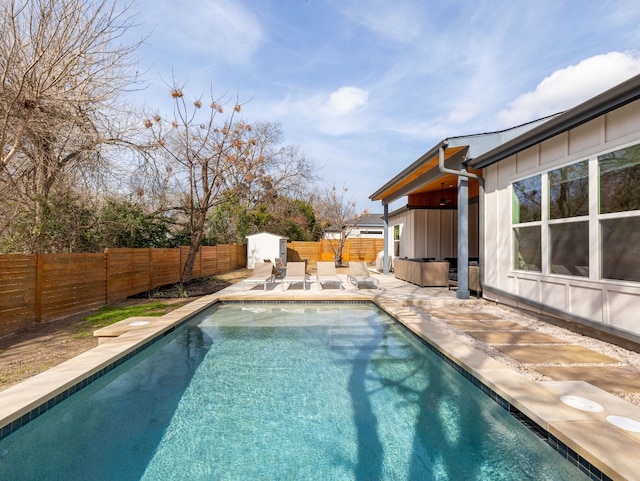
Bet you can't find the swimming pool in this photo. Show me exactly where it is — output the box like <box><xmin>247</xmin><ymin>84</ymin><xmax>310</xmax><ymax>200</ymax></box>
<box><xmin>0</xmin><ymin>302</ymin><xmax>589</xmax><ymax>480</ymax></box>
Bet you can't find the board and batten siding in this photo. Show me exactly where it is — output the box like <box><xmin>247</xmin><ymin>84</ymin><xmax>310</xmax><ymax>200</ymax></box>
<box><xmin>482</xmin><ymin>99</ymin><xmax>640</xmax><ymax>338</ymax></box>
<box><xmin>389</xmin><ymin>206</ymin><xmax>479</xmax><ymax>261</ymax></box>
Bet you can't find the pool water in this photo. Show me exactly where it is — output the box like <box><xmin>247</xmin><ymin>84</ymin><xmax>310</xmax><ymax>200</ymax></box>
<box><xmin>0</xmin><ymin>303</ymin><xmax>587</xmax><ymax>480</ymax></box>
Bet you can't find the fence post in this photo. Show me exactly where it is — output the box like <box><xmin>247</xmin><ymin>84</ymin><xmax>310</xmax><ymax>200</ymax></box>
<box><xmin>179</xmin><ymin>246</ymin><xmax>184</xmax><ymax>282</ymax></box>
<box><xmin>35</xmin><ymin>253</ymin><xmax>43</xmax><ymax>323</ymax></box>
<box><xmin>148</xmin><ymin>248</ymin><xmax>154</xmax><ymax>290</ymax></box>
<box><xmin>104</xmin><ymin>250</ymin><xmax>108</xmax><ymax>304</ymax></box>
<box><xmin>105</xmin><ymin>248</ymin><xmax>111</xmax><ymax>304</ymax></box>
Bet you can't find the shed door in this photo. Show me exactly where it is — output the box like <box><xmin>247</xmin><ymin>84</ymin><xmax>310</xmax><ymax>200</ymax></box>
<box><xmin>279</xmin><ymin>239</ymin><xmax>287</xmax><ymax>263</ymax></box>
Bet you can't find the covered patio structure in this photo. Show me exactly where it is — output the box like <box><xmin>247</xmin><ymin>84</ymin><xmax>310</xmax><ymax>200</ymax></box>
<box><xmin>369</xmin><ymin>118</ymin><xmax>553</xmax><ymax>299</ymax></box>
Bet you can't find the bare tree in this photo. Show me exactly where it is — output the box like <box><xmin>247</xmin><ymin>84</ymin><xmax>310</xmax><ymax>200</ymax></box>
<box><xmin>144</xmin><ymin>86</ymin><xmax>266</xmax><ymax>282</ymax></box>
<box><xmin>218</xmin><ymin>121</ymin><xmax>318</xmax><ymax>206</ymax></box>
<box><xmin>315</xmin><ymin>183</ymin><xmax>367</xmax><ymax>267</ymax></box>
<box><xmin>143</xmin><ymin>85</ymin><xmax>319</xmax><ymax>282</ymax></box>
<box><xmin>0</xmin><ymin>0</ymin><xmax>144</xmax><ymax>251</ymax></box>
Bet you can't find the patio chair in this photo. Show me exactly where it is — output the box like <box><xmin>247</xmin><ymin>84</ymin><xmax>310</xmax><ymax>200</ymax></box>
<box><xmin>347</xmin><ymin>261</ymin><xmax>380</xmax><ymax>290</ymax></box>
<box><xmin>315</xmin><ymin>261</ymin><xmax>344</xmax><ymax>290</ymax></box>
<box><xmin>282</xmin><ymin>261</ymin><xmax>308</xmax><ymax>290</ymax></box>
<box><xmin>243</xmin><ymin>262</ymin><xmax>275</xmax><ymax>290</ymax></box>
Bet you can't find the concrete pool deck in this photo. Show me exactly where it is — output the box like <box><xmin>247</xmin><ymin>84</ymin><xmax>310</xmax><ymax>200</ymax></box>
<box><xmin>1</xmin><ymin>271</ymin><xmax>639</xmax><ymax>480</ymax></box>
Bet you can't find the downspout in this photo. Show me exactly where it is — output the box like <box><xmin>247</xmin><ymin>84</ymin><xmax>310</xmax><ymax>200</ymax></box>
<box><xmin>437</xmin><ymin>140</ymin><xmax>481</xmax><ymax>181</ymax></box>
<box><xmin>438</xmin><ymin>141</ymin><xmax>483</xmax><ymax>300</ymax></box>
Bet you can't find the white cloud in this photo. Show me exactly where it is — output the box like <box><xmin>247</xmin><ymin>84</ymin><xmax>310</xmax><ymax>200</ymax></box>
<box><xmin>445</xmin><ymin>101</ymin><xmax>483</xmax><ymax>126</ymax></box>
<box><xmin>256</xmin><ymin>86</ymin><xmax>371</xmax><ymax>137</ymax></box>
<box><xmin>334</xmin><ymin>0</ymin><xmax>425</xmax><ymax>42</ymax></box>
<box><xmin>604</xmin><ymin>0</ymin><xmax>640</xmax><ymax>27</ymax></box>
<box><xmin>497</xmin><ymin>51</ymin><xmax>640</xmax><ymax>126</ymax></box>
<box><xmin>322</xmin><ymin>87</ymin><xmax>369</xmax><ymax>117</ymax></box>
<box><xmin>142</xmin><ymin>0</ymin><xmax>263</xmax><ymax>65</ymax></box>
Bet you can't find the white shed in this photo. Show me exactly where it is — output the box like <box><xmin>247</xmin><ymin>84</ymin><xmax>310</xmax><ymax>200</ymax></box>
<box><xmin>246</xmin><ymin>232</ymin><xmax>288</xmax><ymax>269</ymax></box>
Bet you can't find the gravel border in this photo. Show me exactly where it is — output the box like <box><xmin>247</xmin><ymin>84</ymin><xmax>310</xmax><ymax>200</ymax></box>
<box><xmin>405</xmin><ymin>300</ymin><xmax>640</xmax><ymax>406</ymax></box>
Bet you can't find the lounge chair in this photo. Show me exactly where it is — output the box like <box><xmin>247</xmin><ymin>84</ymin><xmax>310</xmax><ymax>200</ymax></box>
<box><xmin>243</xmin><ymin>262</ymin><xmax>275</xmax><ymax>290</ymax></box>
<box><xmin>282</xmin><ymin>261</ymin><xmax>308</xmax><ymax>290</ymax></box>
<box><xmin>347</xmin><ymin>261</ymin><xmax>380</xmax><ymax>290</ymax></box>
<box><xmin>315</xmin><ymin>261</ymin><xmax>344</xmax><ymax>290</ymax></box>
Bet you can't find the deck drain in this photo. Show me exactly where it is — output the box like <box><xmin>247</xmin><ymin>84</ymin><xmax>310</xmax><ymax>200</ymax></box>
<box><xmin>560</xmin><ymin>395</ymin><xmax>604</xmax><ymax>412</ymax></box>
<box><xmin>607</xmin><ymin>415</ymin><xmax>640</xmax><ymax>433</ymax></box>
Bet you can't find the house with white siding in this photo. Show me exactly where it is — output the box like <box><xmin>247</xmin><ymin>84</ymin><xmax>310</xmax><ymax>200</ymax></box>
<box><xmin>371</xmin><ymin>73</ymin><xmax>640</xmax><ymax>345</ymax></box>
<box><xmin>322</xmin><ymin>213</ymin><xmax>385</xmax><ymax>239</ymax></box>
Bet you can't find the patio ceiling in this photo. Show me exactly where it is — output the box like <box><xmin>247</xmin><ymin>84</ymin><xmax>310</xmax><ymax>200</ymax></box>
<box><xmin>370</xmin><ymin>145</ymin><xmax>478</xmax><ymax>204</ymax></box>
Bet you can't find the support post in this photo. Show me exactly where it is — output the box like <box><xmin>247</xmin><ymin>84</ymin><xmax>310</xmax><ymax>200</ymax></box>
<box><xmin>383</xmin><ymin>204</ymin><xmax>389</xmax><ymax>274</ymax></box>
<box><xmin>457</xmin><ymin>172</ymin><xmax>470</xmax><ymax>299</ymax></box>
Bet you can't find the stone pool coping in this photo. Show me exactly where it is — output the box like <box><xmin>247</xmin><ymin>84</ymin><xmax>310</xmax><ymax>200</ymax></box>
<box><xmin>382</xmin><ymin>301</ymin><xmax>640</xmax><ymax>481</ymax></box>
<box><xmin>1</xmin><ymin>279</ymin><xmax>639</xmax><ymax>480</ymax></box>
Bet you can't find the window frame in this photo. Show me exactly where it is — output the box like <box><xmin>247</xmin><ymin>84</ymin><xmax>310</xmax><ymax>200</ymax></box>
<box><xmin>597</xmin><ymin>144</ymin><xmax>640</xmax><ymax>283</ymax></box>
<box><xmin>393</xmin><ymin>225</ymin><xmax>400</xmax><ymax>257</ymax></box>
<box><xmin>511</xmin><ymin>174</ymin><xmax>542</xmax><ymax>273</ymax></box>
<box><xmin>509</xmin><ymin>140</ymin><xmax>640</xmax><ymax>284</ymax></box>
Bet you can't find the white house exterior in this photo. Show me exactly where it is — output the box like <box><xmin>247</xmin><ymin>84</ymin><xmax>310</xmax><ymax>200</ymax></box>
<box><xmin>323</xmin><ymin>214</ymin><xmax>385</xmax><ymax>240</ymax></box>
<box><xmin>245</xmin><ymin>232</ymin><xmax>288</xmax><ymax>269</ymax></box>
<box><xmin>371</xmin><ymin>73</ymin><xmax>640</xmax><ymax>344</ymax></box>
<box><xmin>469</xmin><ymin>74</ymin><xmax>640</xmax><ymax>344</ymax></box>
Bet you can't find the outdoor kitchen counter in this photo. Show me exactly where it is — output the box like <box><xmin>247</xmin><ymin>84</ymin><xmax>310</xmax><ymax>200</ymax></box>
<box><xmin>394</xmin><ymin>258</ymin><xmax>450</xmax><ymax>287</ymax></box>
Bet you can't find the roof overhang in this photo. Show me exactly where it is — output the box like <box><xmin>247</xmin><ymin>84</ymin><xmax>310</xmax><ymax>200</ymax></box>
<box><xmin>369</xmin><ymin>144</ymin><xmax>470</xmax><ymax>204</ymax></box>
<box><xmin>369</xmin><ymin>115</ymin><xmax>559</xmax><ymax>205</ymax></box>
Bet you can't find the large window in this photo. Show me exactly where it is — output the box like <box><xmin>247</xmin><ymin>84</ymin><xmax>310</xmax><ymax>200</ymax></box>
<box><xmin>514</xmin><ymin>225</ymin><xmax>541</xmax><ymax>271</ymax></box>
<box><xmin>512</xmin><ymin>175</ymin><xmax>541</xmax><ymax>223</ymax></box>
<box><xmin>548</xmin><ymin>161</ymin><xmax>589</xmax><ymax>277</ymax></box>
<box><xmin>549</xmin><ymin>222</ymin><xmax>589</xmax><ymax>276</ymax></box>
<box><xmin>512</xmin><ymin>176</ymin><xmax>541</xmax><ymax>271</ymax></box>
<box><xmin>599</xmin><ymin>145</ymin><xmax>640</xmax><ymax>213</ymax></box>
<box><xmin>599</xmin><ymin>145</ymin><xmax>640</xmax><ymax>282</ymax></box>
<box><xmin>549</xmin><ymin>160</ymin><xmax>589</xmax><ymax>219</ymax></box>
<box><xmin>601</xmin><ymin>217</ymin><xmax>640</xmax><ymax>282</ymax></box>
<box><xmin>510</xmin><ymin>142</ymin><xmax>640</xmax><ymax>283</ymax></box>
<box><xmin>393</xmin><ymin>225</ymin><xmax>400</xmax><ymax>257</ymax></box>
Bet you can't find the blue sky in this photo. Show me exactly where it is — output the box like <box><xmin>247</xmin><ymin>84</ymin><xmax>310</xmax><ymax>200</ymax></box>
<box><xmin>132</xmin><ymin>0</ymin><xmax>640</xmax><ymax>211</ymax></box>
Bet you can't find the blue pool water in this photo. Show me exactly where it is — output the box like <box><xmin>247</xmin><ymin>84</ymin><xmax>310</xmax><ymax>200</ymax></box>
<box><xmin>0</xmin><ymin>303</ymin><xmax>588</xmax><ymax>480</ymax></box>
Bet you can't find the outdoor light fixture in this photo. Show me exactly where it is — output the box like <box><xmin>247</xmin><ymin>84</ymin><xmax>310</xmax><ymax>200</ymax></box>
<box><xmin>439</xmin><ymin>182</ymin><xmax>446</xmax><ymax>206</ymax></box>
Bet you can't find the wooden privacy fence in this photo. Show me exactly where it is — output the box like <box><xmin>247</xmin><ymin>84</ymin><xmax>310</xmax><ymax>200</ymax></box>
<box><xmin>287</xmin><ymin>238</ymin><xmax>385</xmax><ymax>263</ymax></box>
<box><xmin>0</xmin><ymin>245</ymin><xmax>246</xmax><ymax>337</ymax></box>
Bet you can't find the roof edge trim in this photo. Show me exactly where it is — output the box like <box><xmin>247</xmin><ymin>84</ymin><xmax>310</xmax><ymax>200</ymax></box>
<box><xmin>369</xmin><ymin>141</ymin><xmax>447</xmax><ymax>202</ymax></box>
<box><xmin>469</xmin><ymin>74</ymin><xmax>640</xmax><ymax>169</ymax></box>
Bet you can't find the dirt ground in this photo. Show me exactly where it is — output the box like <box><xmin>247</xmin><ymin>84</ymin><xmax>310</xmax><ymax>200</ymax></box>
<box><xmin>0</xmin><ymin>269</ymin><xmax>251</xmax><ymax>392</ymax></box>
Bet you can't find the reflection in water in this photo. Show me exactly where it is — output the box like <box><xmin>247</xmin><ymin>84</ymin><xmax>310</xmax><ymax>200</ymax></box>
<box><xmin>0</xmin><ymin>304</ymin><xmax>588</xmax><ymax>481</ymax></box>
